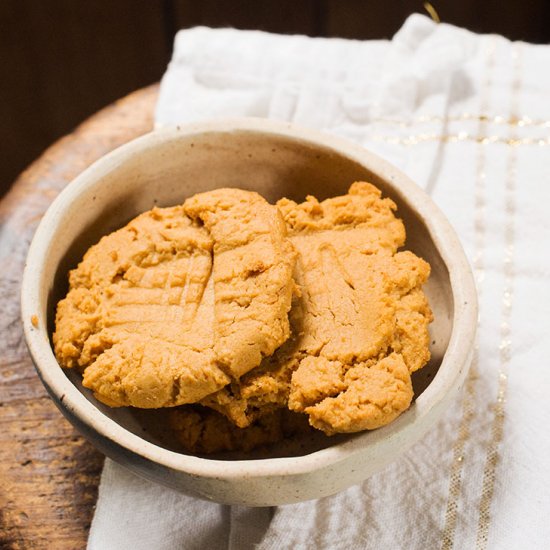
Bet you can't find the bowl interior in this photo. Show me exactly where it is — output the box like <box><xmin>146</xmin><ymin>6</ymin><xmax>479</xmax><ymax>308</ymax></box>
<box><xmin>43</xmin><ymin>128</ymin><xmax>453</xmax><ymax>459</ymax></box>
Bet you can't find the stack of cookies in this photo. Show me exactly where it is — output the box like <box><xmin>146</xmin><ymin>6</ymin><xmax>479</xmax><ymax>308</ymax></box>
<box><xmin>54</xmin><ymin>182</ymin><xmax>433</xmax><ymax>454</ymax></box>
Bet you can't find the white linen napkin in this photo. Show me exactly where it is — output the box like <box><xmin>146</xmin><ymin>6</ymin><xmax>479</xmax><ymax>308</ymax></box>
<box><xmin>88</xmin><ymin>15</ymin><xmax>550</xmax><ymax>549</ymax></box>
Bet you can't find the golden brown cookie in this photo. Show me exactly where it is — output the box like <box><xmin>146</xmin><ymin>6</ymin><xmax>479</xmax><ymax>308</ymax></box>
<box><xmin>201</xmin><ymin>182</ymin><xmax>433</xmax><ymax>435</ymax></box>
<box><xmin>168</xmin><ymin>406</ymin><xmax>311</xmax><ymax>454</ymax></box>
<box><xmin>183</xmin><ymin>188</ymin><xmax>297</xmax><ymax>378</ymax></box>
<box><xmin>54</xmin><ymin>189</ymin><xmax>296</xmax><ymax>408</ymax></box>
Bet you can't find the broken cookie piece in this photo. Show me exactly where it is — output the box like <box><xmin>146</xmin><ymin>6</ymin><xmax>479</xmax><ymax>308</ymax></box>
<box><xmin>202</xmin><ymin>182</ymin><xmax>433</xmax><ymax>434</ymax></box>
<box><xmin>54</xmin><ymin>189</ymin><xmax>296</xmax><ymax>408</ymax></box>
<box><xmin>291</xmin><ymin>353</ymin><xmax>413</xmax><ymax>435</ymax></box>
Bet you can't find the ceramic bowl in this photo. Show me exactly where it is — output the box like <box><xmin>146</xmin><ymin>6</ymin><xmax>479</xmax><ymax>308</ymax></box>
<box><xmin>21</xmin><ymin>118</ymin><xmax>477</xmax><ymax>506</ymax></box>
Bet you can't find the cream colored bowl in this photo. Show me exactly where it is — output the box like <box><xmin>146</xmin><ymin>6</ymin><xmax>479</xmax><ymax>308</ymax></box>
<box><xmin>21</xmin><ymin>118</ymin><xmax>476</xmax><ymax>506</ymax></box>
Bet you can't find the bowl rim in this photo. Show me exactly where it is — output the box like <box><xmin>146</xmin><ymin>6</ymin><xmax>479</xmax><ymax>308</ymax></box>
<box><xmin>21</xmin><ymin>117</ymin><xmax>477</xmax><ymax>480</ymax></box>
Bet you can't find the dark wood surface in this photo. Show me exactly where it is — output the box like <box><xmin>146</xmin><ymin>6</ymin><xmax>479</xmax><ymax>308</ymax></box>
<box><xmin>0</xmin><ymin>85</ymin><xmax>157</xmax><ymax>550</ymax></box>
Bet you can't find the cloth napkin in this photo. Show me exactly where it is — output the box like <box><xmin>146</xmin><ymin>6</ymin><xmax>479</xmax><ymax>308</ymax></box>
<box><xmin>88</xmin><ymin>15</ymin><xmax>550</xmax><ymax>549</ymax></box>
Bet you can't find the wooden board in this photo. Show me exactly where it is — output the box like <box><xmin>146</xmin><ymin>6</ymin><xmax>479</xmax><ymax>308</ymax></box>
<box><xmin>0</xmin><ymin>85</ymin><xmax>158</xmax><ymax>550</ymax></box>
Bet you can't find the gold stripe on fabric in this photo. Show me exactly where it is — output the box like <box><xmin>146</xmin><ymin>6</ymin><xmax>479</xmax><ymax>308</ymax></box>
<box><xmin>440</xmin><ymin>37</ymin><xmax>497</xmax><ymax>550</ymax></box>
<box><xmin>368</xmin><ymin>133</ymin><xmax>550</xmax><ymax>147</ymax></box>
<box><xmin>370</xmin><ymin>113</ymin><xmax>550</xmax><ymax>128</ymax></box>
<box><xmin>475</xmin><ymin>42</ymin><xmax>522</xmax><ymax>549</ymax></box>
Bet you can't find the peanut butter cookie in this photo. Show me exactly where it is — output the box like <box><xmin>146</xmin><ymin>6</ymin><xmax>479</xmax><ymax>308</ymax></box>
<box><xmin>201</xmin><ymin>183</ymin><xmax>433</xmax><ymax>435</ymax></box>
<box><xmin>54</xmin><ymin>189</ymin><xmax>296</xmax><ymax>408</ymax></box>
<box><xmin>168</xmin><ymin>406</ymin><xmax>311</xmax><ymax>454</ymax></box>
<box><xmin>183</xmin><ymin>188</ymin><xmax>297</xmax><ymax>378</ymax></box>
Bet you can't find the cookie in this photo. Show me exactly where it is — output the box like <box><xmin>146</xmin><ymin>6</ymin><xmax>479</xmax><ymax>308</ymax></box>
<box><xmin>201</xmin><ymin>182</ymin><xmax>433</xmax><ymax>434</ymax></box>
<box><xmin>168</xmin><ymin>406</ymin><xmax>311</xmax><ymax>454</ymax></box>
<box><xmin>183</xmin><ymin>188</ymin><xmax>297</xmax><ymax>378</ymax></box>
<box><xmin>54</xmin><ymin>189</ymin><xmax>296</xmax><ymax>408</ymax></box>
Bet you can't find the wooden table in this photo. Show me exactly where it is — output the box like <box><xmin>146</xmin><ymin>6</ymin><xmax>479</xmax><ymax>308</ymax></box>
<box><xmin>0</xmin><ymin>85</ymin><xmax>158</xmax><ymax>549</ymax></box>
